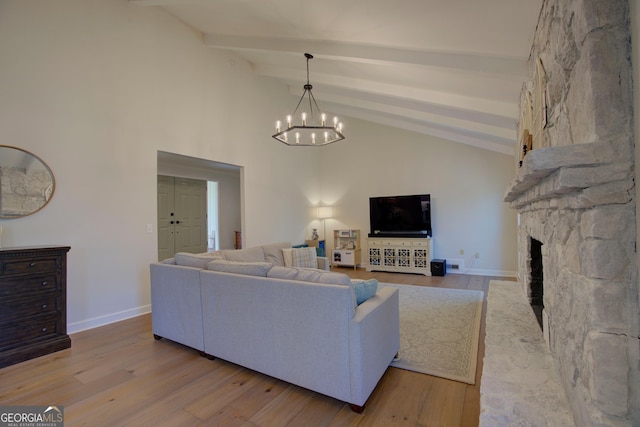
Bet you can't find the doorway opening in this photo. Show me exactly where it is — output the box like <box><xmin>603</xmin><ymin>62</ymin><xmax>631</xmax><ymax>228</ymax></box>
<box><xmin>157</xmin><ymin>151</ymin><xmax>242</xmax><ymax>260</ymax></box>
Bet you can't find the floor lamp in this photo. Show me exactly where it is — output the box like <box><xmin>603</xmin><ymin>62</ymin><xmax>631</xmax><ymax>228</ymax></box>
<box><xmin>317</xmin><ymin>206</ymin><xmax>333</xmax><ymax>242</ymax></box>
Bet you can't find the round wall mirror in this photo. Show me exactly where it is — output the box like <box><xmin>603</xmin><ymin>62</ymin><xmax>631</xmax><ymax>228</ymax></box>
<box><xmin>0</xmin><ymin>145</ymin><xmax>55</xmax><ymax>218</ymax></box>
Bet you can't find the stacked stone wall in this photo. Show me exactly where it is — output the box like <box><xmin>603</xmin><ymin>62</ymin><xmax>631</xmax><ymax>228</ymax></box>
<box><xmin>509</xmin><ymin>1</ymin><xmax>639</xmax><ymax>425</ymax></box>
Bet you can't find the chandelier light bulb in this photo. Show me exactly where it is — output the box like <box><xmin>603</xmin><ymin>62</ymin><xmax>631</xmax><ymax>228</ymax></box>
<box><xmin>286</xmin><ymin>115</ymin><xmax>292</xmax><ymax>127</ymax></box>
<box><xmin>295</xmin><ymin>132</ymin><xmax>300</xmax><ymax>144</ymax></box>
<box><xmin>275</xmin><ymin>120</ymin><xmax>281</xmax><ymax>133</ymax></box>
<box><xmin>321</xmin><ymin>113</ymin><xmax>326</xmax><ymax>126</ymax></box>
<box><xmin>301</xmin><ymin>112</ymin><xmax>307</xmax><ymax>126</ymax></box>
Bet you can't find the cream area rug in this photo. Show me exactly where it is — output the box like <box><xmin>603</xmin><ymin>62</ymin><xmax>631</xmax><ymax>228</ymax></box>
<box><xmin>382</xmin><ymin>283</ymin><xmax>484</xmax><ymax>385</ymax></box>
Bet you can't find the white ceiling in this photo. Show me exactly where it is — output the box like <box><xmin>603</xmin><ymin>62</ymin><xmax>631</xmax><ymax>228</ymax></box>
<box><xmin>132</xmin><ymin>0</ymin><xmax>543</xmax><ymax>155</ymax></box>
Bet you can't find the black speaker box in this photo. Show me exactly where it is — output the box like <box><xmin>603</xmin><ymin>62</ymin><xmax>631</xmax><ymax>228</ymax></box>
<box><xmin>431</xmin><ymin>259</ymin><xmax>446</xmax><ymax>276</ymax></box>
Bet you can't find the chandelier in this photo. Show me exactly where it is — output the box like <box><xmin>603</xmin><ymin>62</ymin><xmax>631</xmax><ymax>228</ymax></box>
<box><xmin>272</xmin><ymin>53</ymin><xmax>344</xmax><ymax>146</ymax></box>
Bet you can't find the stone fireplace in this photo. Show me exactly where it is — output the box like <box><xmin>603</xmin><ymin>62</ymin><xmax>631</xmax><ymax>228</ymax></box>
<box><xmin>503</xmin><ymin>1</ymin><xmax>639</xmax><ymax>426</ymax></box>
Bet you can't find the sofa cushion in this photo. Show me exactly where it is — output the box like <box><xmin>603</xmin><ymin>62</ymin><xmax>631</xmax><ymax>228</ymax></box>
<box><xmin>207</xmin><ymin>260</ymin><xmax>273</xmax><ymax>277</ymax></box>
<box><xmin>282</xmin><ymin>247</ymin><xmax>317</xmax><ymax>269</ymax></box>
<box><xmin>174</xmin><ymin>252</ymin><xmax>222</xmax><ymax>268</ymax></box>
<box><xmin>262</xmin><ymin>242</ymin><xmax>291</xmax><ymax>266</ymax></box>
<box><xmin>351</xmin><ymin>279</ymin><xmax>379</xmax><ymax>305</ymax></box>
<box><xmin>268</xmin><ymin>266</ymin><xmax>352</xmax><ymax>286</ymax></box>
<box><xmin>221</xmin><ymin>246</ymin><xmax>265</xmax><ymax>262</ymax></box>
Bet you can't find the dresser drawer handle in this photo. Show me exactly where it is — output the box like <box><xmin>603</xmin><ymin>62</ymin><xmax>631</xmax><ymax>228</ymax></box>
<box><xmin>29</xmin><ymin>262</ymin><xmax>36</xmax><ymax>267</ymax></box>
<box><xmin>42</xmin><ymin>304</ymin><xmax>48</xmax><ymax>309</ymax></box>
<box><xmin>41</xmin><ymin>327</ymin><xmax>47</xmax><ymax>333</ymax></box>
<box><xmin>41</xmin><ymin>281</ymin><xmax>48</xmax><ymax>286</ymax></box>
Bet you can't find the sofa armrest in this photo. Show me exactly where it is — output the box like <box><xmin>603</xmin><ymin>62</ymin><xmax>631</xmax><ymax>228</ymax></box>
<box><xmin>150</xmin><ymin>263</ymin><xmax>205</xmax><ymax>351</ymax></box>
<box><xmin>348</xmin><ymin>286</ymin><xmax>400</xmax><ymax>406</ymax></box>
<box><xmin>317</xmin><ymin>256</ymin><xmax>330</xmax><ymax>271</ymax></box>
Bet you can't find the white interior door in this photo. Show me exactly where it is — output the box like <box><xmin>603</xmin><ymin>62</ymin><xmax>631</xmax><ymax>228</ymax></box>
<box><xmin>157</xmin><ymin>175</ymin><xmax>207</xmax><ymax>261</ymax></box>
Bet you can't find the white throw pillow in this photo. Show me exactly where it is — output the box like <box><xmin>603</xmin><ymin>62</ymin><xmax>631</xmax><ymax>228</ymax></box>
<box><xmin>282</xmin><ymin>248</ymin><xmax>294</xmax><ymax>267</ymax></box>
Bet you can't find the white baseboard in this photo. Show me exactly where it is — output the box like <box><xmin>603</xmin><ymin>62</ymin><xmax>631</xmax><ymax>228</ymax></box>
<box><xmin>68</xmin><ymin>305</ymin><xmax>151</xmax><ymax>334</ymax></box>
<box><xmin>458</xmin><ymin>268</ymin><xmax>517</xmax><ymax>278</ymax></box>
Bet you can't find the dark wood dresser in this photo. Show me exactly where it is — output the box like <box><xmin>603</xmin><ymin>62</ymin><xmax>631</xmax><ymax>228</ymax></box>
<box><xmin>0</xmin><ymin>246</ymin><xmax>71</xmax><ymax>368</ymax></box>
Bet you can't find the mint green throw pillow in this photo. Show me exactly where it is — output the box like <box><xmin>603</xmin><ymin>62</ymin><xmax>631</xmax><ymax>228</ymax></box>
<box><xmin>351</xmin><ymin>279</ymin><xmax>378</xmax><ymax>305</ymax></box>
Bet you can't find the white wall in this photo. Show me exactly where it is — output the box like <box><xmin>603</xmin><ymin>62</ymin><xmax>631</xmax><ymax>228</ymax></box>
<box><xmin>0</xmin><ymin>0</ymin><xmax>517</xmax><ymax>334</ymax></box>
<box><xmin>318</xmin><ymin>117</ymin><xmax>518</xmax><ymax>276</ymax></box>
<box><xmin>0</xmin><ymin>0</ymin><xmax>319</xmax><ymax>332</ymax></box>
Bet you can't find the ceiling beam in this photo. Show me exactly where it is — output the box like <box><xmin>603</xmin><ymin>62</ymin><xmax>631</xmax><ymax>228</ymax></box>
<box><xmin>204</xmin><ymin>33</ymin><xmax>528</xmax><ymax>78</ymax></box>
<box><xmin>297</xmin><ymin>88</ymin><xmax>516</xmax><ymax>141</ymax></box>
<box><xmin>323</xmin><ymin>100</ymin><xmax>515</xmax><ymax>156</ymax></box>
<box><xmin>257</xmin><ymin>63</ymin><xmax>519</xmax><ymax>121</ymax></box>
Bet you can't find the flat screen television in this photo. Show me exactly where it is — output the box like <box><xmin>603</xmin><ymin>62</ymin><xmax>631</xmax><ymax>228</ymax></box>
<box><xmin>369</xmin><ymin>194</ymin><xmax>431</xmax><ymax>237</ymax></box>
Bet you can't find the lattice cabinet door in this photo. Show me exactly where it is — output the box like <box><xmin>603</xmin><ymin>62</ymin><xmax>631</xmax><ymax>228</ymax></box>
<box><xmin>383</xmin><ymin>248</ymin><xmax>396</xmax><ymax>267</ymax></box>
<box><xmin>413</xmin><ymin>248</ymin><xmax>428</xmax><ymax>269</ymax></box>
<box><xmin>398</xmin><ymin>248</ymin><xmax>411</xmax><ymax>267</ymax></box>
<box><xmin>368</xmin><ymin>247</ymin><xmax>381</xmax><ymax>266</ymax></box>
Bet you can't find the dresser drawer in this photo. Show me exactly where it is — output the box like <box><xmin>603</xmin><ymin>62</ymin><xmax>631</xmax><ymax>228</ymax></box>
<box><xmin>0</xmin><ymin>274</ymin><xmax>58</xmax><ymax>297</ymax></box>
<box><xmin>0</xmin><ymin>313</ymin><xmax>59</xmax><ymax>349</ymax></box>
<box><xmin>0</xmin><ymin>255</ymin><xmax>61</xmax><ymax>276</ymax></box>
<box><xmin>0</xmin><ymin>292</ymin><xmax>58</xmax><ymax>323</ymax></box>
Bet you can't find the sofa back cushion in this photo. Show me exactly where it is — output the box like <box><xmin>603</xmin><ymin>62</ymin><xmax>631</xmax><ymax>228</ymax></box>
<box><xmin>207</xmin><ymin>260</ymin><xmax>273</xmax><ymax>277</ymax></box>
<box><xmin>261</xmin><ymin>242</ymin><xmax>291</xmax><ymax>266</ymax></box>
<box><xmin>268</xmin><ymin>266</ymin><xmax>351</xmax><ymax>286</ymax></box>
<box><xmin>174</xmin><ymin>252</ymin><xmax>222</xmax><ymax>269</ymax></box>
<box><xmin>221</xmin><ymin>246</ymin><xmax>265</xmax><ymax>262</ymax></box>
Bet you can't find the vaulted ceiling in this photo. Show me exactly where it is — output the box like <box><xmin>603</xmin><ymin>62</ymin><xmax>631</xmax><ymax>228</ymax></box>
<box><xmin>132</xmin><ymin>0</ymin><xmax>543</xmax><ymax>155</ymax></box>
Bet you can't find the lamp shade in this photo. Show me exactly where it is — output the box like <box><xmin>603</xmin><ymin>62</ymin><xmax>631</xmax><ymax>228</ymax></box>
<box><xmin>317</xmin><ymin>206</ymin><xmax>333</xmax><ymax>219</ymax></box>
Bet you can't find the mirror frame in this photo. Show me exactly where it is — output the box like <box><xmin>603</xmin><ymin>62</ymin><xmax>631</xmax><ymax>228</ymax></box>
<box><xmin>0</xmin><ymin>145</ymin><xmax>56</xmax><ymax>219</ymax></box>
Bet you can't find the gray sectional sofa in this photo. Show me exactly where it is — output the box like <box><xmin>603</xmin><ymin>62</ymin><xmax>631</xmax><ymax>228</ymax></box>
<box><xmin>149</xmin><ymin>242</ymin><xmax>400</xmax><ymax>412</ymax></box>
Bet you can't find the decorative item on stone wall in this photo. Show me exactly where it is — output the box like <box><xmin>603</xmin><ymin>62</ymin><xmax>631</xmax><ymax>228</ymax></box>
<box><xmin>532</xmin><ymin>58</ymin><xmax>547</xmax><ymax>147</ymax></box>
<box><xmin>518</xmin><ymin>90</ymin><xmax>533</xmax><ymax>167</ymax></box>
<box><xmin>0</xmin><ymin>145</ymin><xmax>55</xmax><ymax>218</ymax></box>
<box><xmin>519</xmin><ymin>130</ymin><xmax>533</xmax><ymax>167</ymax></box>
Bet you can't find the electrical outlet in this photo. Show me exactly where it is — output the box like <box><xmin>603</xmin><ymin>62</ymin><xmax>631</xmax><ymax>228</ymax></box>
<box><xmin>459</xmin><ymin>249</ymin><xmax>464</xmax><ymax>255</ymax></box>
<box><xmin>146</xmin><ymin>224</ymin><xmax>153</xmax><ymax>233</ymax></box>
<box><xmin>475</xmin><ymin>252</ymin><xmax>480</xmax><ymax>259</ymax></box>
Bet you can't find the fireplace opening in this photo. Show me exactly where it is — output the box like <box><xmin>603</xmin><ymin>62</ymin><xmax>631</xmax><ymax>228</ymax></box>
<box><xmin>530</xmin><ymin>238</ymin><xmax>543</xmax><ymax>330</ymax></box>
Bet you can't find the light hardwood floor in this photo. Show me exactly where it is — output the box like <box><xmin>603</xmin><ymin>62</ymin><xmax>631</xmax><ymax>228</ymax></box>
<box><xmin>0</xmin><ymin>269</ymin><xmax>514</xmax><ymax>427</ymax></box>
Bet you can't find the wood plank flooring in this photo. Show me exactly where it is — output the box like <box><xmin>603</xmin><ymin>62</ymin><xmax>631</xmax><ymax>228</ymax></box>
<box><xmin>0</xmin><ymin>269</ymin><xmax>514</xmax><ymax>427</ymax></box>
